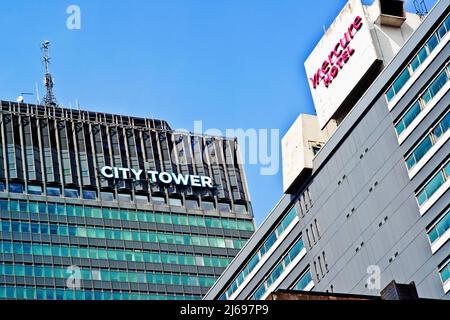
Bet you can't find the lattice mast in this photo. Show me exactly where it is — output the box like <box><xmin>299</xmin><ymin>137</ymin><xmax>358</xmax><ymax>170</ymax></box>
<box><xmin>42</xmin><ymin>41</ymin><xmax>58</xmax><ymax>107</ymax></box>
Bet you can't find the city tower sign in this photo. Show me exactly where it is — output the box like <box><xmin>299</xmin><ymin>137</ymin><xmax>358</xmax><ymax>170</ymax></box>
<box><xmin>100</xmin><ymin>166</ymin><xmax>214</xmax><ymax>188</ymax></box>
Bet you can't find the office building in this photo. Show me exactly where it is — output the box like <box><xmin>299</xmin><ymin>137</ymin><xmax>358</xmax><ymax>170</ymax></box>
<box><xmin>0</xmin><ymin>102</ymin><xmax>255</xmax><ymax>300</ymax></box>
<box><xmin>205</xmin><ymin>0</ymin><xmax>450</xmax><ymax>300</ymax></box>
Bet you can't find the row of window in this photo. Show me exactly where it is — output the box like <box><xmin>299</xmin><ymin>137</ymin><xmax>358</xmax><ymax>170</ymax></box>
<box><xmin>252</xmin><ymin>238</ymin><xmax>305</xmax><ymax>300</ymax></box>
<box><xmin>386</xmin><ymin>14</ymin><xmax>450</xmax><ymax>103</ymax></box>
<box><xmin>0</xmin><ymin>263</ymin><xmax>216</xmax><ymax>288</ymax></box>
<box><xmin>0</xmin><ymin>220</ymin><xmax>246</xmax><ymax>250</ymax></box>
<box><xmin>0</xmin><ymin>286</ymin><xmax>201</xmax><ymax>300</ymax></box>
<box><xmin>0</xmin><ymin>200</ymin><xmax>254</xmax><ymax>232</ymax></box>
<box><xmin>406</xmin><ymin>109</ymin><xmax>450</xmax><ymax>171</ymax></box>
<box><xmin>427</xmin><ymin>207</ymin><xmax>450</xmax><ymax>246</ymax></box>
<box><xmin>395</xmin><ymin>63</ymin><xmax>450</xmax><ymax>137</ymax></box>
<box><xmin>292</xmin><ymin>269</ymin><xmax>313</xmax><ymax>291</ymax></box>
<box><xmin>219</xmin><ymin>207</ymin><xmax>298</xmax><ymax>300</ymax></box>
<box><xmin>0</xmin><ymin>182</ymin><xmax>248</xmax><ymax>214</ymax></box>
<box><xmin>0</xmin><ymin>241</ymin><xmax>232</xmax><ymax>268</ymax></box>
<box><xmin>416</xmin><ymin>159</ymin><xmax>450</xmax><ymax>206</ymax></box>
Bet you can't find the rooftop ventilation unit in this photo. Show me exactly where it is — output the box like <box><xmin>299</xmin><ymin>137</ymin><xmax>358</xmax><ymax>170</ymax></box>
<box><xmin>376</xmin><ymin>0</ymin><xmax>407</xmax><ymax>27</ymax></box>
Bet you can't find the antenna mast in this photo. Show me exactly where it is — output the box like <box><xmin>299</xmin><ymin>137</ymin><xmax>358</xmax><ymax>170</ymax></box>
<box><xmin>41</xmin><ymin>41</ymin><xmax>58</xmax><ymax>107</ymax></box>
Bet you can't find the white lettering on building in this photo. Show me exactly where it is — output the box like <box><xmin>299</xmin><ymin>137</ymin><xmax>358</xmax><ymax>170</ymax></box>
<box><xmin>100</xmin><ymin>166</ymin><xmax>214</xmax><ymax>188</ymax></box>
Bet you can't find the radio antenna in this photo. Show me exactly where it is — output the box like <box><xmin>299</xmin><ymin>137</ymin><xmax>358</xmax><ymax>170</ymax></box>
<box><xmin>41</xmin><ymin>41</ymin><xmax>58</xmax><ymax>107</ymax></box>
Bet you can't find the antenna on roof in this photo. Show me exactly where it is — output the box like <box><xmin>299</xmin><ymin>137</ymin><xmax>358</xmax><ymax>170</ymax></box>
<box><xmin>41</xmin><ymin>40</ymin><xmax>58</xmax><ymax>107</ymax></box>
<box><xmin>35</xmin><ymin>81</ymin><xmax>41</xmax><ymax>105</ymax></box>
<box><xmin>413</xmin><ymin>0</ymin><xmax>429</xmax><ymax>20</ymax></box>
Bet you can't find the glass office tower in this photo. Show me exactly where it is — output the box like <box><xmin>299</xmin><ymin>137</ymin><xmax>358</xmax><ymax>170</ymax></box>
<box><xmin>0</xmin><ymin>101</ymin><xmax>255</xmax><ymax>300</ymax></box>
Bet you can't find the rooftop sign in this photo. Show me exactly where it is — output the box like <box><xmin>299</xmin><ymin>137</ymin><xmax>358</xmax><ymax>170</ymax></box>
<box><xmin>304</xmin><ymin>0</ymin><xmax>381</xmax><ymax>129</ymax></box>
<box><xmin>100</xmin><ymin>166</ymin><xmax>214</xmax><ymax>188</ymax></box>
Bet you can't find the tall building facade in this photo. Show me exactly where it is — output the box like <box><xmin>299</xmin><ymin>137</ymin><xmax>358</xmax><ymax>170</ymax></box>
<box><xmin>205</xmin><ymin>0</ymin><xmax>450</xmax><ymax>300</ymax></box>
<box><xmin>0</xmin><ymin>102</ymin><xmax>255</xmax><ymax>300</ymax></box>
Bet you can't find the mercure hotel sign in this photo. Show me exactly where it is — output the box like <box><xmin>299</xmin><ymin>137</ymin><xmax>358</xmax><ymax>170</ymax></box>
<box><xmin>304</xmin><ymin>0</ymin><xmax>381</xmax><ymax>129</ymax></box>
<box><xmin>308</xmin><ymin>15</ymin><xmax>363</xmax><ymax>90</ymax></box>
<box><xmin>100</xmin><ymin>166</ymin><xmax>214</xmax><ymax>188</ymax></box>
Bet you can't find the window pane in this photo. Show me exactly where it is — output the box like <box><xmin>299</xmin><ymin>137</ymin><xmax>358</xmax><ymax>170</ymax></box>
<box><xmin>399</xmin><ymin>101</ymin><xmax>421</xmax><ymax>134</ymax></box>
<box><xmin>426</xmin><ymin>33</ymin><xmax>439</xmax><ymax>52</ymax></box>
<box><xmin>169</xmin><ymin>198</ymin><xmax>182</xmax><ymax>207</ymax></box>
<box><xmin>407</xmin><ymin>136</ymin><xmax>432</xmax><ymax>170</ymax></box>
<box><xmin>428</xmin><ymin>70</ymin><xmax>448</xmax><ymax>98</ymax></box>
<box><xmin>152</xmin><ymin>196</ymin><xmax>166</xmax><ymax>205</ymax></box>
<box><xmin>101</xmin><ymin>192</ymin><xmax>114</xmax><ymax>202</ymax></box>
<box><xmin>201</xmin><ymin>201</ymin><xmax>215</xmax><ymax>211</ymax></box>
<box><xmin>9</xmin><ymin>183</ymin><xmax>24</xmax><ymax>194</ymax></box>
<box><xmin>64</xmin><ymin>189</ymin><xmax>79</xmax><ymax>198</ymax></box>
<box><xmin>392</xmin><ymin>68</ymin><xmax>411</xmax><ymax>94</ymax></box>
<box><xmin>47</xmin><ymin>187</ymin><xmax>61</xmax><ymax>197</ymax></box>
<box><xmin>28</xmin><ymin>185</ymin><xmax>43</xmax><ymax>195</ymax></box>
<box><xmin>83</xmin><ymin>190</ymin><xmax>97</xmax><ymax>200</ymax></box>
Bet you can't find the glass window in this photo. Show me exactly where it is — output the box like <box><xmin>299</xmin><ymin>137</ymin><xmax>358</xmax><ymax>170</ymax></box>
<box><xmin>135</xmin><ymin>195</ymin><xmax>148</xmax><ymax>205</ymax></box>
<box><xmin>234</xmin><ymin>204</ymin><xmax>247</xmax><ymax>214</ymax></box>
<box><xmin>64</xmin><ymin>188</ymin><xmax>79</xmax><ymax>198</ymax></box>
<box><xmin>438</xmin><ymin>23</ymin><xmax>447</xmax><ymax>39</ymax></box>
<box><xmin>406</xmin><ymin>136</ymin><xmax>433</xmax><ymax>170</ymax></box>
<box><xmin>152</xmin><ymin>196</ymin><xmax>166</xmax><ymax>205</ymax></box>
<box><xmin>417</xmin><ymin>171</ymin><xmax>445</xmax><ymax>206</ymax></box>
<box><xmin>294</xmin><ymin>270</ymin><xmax>313</xmax><ymax>291</ymax></box>
<box><xmin>185</xmin><ymin>199</ymin><xmax>199</xmax><ymax>209</ymax></box>
<box><xmin>169</xmin><ymin>197</ymin><xmax>182</xmax><ymax>207</ymax></box>
<box><xmin>426</xmin><ymin>70</ymin><xmax>448</xmax><ymax>101</ymax></box>
<box><xmin>101</xmin><ymin>192</ymin><xmax>115</xmax><ymax>202</ymax></box>
<box><xmin>28</xmin><ymin>185</ymin><xmax>43</xmax><ymax>195</ymax></box>
<box><xmin>218</xmin><ymin>202</ymin><xmax>231</xmax><ymax>213</ymax></box>
<box><xmin>426</xmin><ymin>33</ymin><xmax>439</xmax><ymax>53</ymax></box>
<box><xmin>0</xmin><ymin>182</ymin><xmax>5</xmax><ymax>192</ymax></box>
<box><xmin>440</xmin><ymin>258</ymin><xmax>450</xmax><ymax>285</ymax></box>
<box><xmin>202</xmin><ymin>200</ymin><xmax>215</xmax><ymax>211</ymax></box>
<box><xmin>9</xmin><ymin>183</ymin><xmax>24</xmax><ymax>194</ymax></box>
<box><xmin>434</xmin><ymin>113</ymin><xmax>450</xmax><ymax>138</ymax></box>
<box><xmin>83</xmin><ymin>190</ymin><xmax>97</xmax><ymax>200</ymax></box>
<box><xmin>411</xmin><ymin>47</ymin><xmax>428</xmax><ymax>72</ymax></box>
<box><xmin>392</xmin><ymin>68</ymin><xmax>411</xmax><ymax>96</ymax></box>
<box><xmin>118</xmin><ymin>193</ymin><xmax>132</xmax><ymax>203</ymax></box>
<box><xmin>396</xmin><ymin>101</ymin><xmax>421</xmax><ymax>136</ymax></box>
<box><xmin>47</xmin><ymin>187</ymin><xmax>61</xmax><ymax>197</ymax></box>
<box><xmin>428</xmin><ymin>208</ymin><xmax>450</xmax><ymax>244</ymax></box>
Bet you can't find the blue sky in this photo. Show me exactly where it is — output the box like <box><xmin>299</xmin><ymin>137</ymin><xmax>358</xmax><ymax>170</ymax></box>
<box><xmin>0</xmin><ymin>0</ymin><xmax>437</xmax><ymax>224</ymax></box>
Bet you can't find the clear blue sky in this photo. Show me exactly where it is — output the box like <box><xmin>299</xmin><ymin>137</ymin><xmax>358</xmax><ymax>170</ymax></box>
<box><xmin>0</xmin><ymin>0</ymin><xmax>437</xmax><ymax>224</ymax></box>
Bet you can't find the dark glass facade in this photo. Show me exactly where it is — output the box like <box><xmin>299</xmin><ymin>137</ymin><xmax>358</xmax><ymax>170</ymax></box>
<box><xmin>0</xmin><ymin>101</ymin><xmax>255</xmax><ymax>300</ymax></box>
